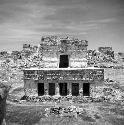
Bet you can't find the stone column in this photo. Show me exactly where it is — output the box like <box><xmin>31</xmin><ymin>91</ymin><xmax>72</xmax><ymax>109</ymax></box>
<box><xmin>55</xmin><ymin>83</ymin><xmax>60</xmax><ymax>96</ymax></box>
<box><xmin>67</xmin><ymin>82</ymin><xmax>70</xmax><ymax>95</ymax></box>
<box><xmin>44</xmin><ymin>82</ymin><xmax>48</xmax><ymax>95</ymax></box>
<box><xmin>79</xmin><ymin>82</ymin><xmax>83</xmax><ymax>96</ymax></box>
<box><xmin>68</xmin><ymin>82</ymin><xmax>72</xmax><ymax>96</ymax></box>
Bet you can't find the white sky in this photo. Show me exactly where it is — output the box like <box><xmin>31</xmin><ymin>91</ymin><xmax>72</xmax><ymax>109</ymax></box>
<box><xmin>0</xmin><ymin>0</ymin><xmax>124</xmax><ymax>52</ymax></box>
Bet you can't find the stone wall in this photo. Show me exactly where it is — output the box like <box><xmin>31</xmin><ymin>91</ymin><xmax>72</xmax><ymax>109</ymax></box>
<box><xmin>40</xmin><ymin>36</ymin><xmax>88</xmax><ymax>68</ymax></box>
<box><xmin>24</xmin><ymin>79</ymin><xmax>38</xmax><ymax>96</ymax></box>
<box><xmin>24</xmin><ymin>69</ymin><xmax>104</xmax><ymax>81</ymax></box>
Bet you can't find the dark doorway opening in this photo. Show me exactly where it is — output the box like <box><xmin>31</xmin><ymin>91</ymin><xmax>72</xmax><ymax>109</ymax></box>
<box><xmin>38</xmin><ymin>83</ymin><xmax>44</xmax><ymax>96</ymax></box>
<box><xmin>59</xmin><ymin>55</ymin><xmax>69</xmax><ymax>68</ymax></box>
<box><xmin>49</xmin><ymin>83</ymin><xmax>55</xmax><ymax>96</ymax></box>
<box><xmin>83</xmin><ymin>83</ymin><xmax>90</xmax><ymax>96</ymax></box>
<box><xmin>72</xmin><ymin>83</ymin><xmax>79</xmax><ymax>96</ymax></box>
<box><xmin>59</xmin><ymin>83</ymin><xmax>67</xmax><ymax>96</ymax></box>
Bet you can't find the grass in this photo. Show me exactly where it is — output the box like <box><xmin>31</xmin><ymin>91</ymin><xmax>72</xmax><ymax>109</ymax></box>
<box><xmin>6</xmin><ymin>102</ymin><xmax>124</xmax><ymax>125</ymax></box>
<box><xmin>105</xmin><ymin>115</ymin><xmax>124</xmax><ymax>125</ymax></box>
<box><xmin>6</xmin><ymin>104</ymin><xmax>46</xmax><ymax>125</ymax></box>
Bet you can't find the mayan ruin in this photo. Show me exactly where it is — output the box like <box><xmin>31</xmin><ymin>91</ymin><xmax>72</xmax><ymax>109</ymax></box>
<box><xmin>23</xmin><ymin>36</ymin><xmax>104</xmax><ymax>98</ymax></box>
<box><xmin>0</xmin><ymin>0</ymin><xmax>124</xmax><ymax>125</ymax></box>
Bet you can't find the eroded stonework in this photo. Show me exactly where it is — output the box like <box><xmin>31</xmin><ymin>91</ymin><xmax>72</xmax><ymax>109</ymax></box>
<box><xmin>23</xmin><ymin>36</ymin><xmax>104</xmax><ymax>97</ymax></box>
<box><xmin>40</xmin><ymin>36</ymin><xmax>88</xmax><ymax>68</ymax></box>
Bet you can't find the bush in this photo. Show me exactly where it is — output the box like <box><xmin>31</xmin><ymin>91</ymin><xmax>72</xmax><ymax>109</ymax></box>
<box><xmin>0</xmin><ymin>82</ymin><xmax>10</xmax><ymax>125</ymax></box>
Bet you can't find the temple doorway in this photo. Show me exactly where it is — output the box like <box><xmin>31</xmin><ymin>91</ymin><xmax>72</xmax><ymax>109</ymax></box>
<box><xmin>83</xmin><ymin>83</ymin><xmax>90</xmax><ymax>96</ymax></box>
<box><xmin>38</xmin><ymin>83</ymin><xmax>44</xmax><ymax>96</ymax></box>
<box><xmin>72</xmin><ymin>83</ymin><xmax>79</xmax><ymax>96</ymax></box>
<box><xmin>49</xmin><ymin>83</ymin><xmax>55</xmax><ymax>96</ymax></box>
<box><xmin>59</xmin><ymin>55</ymin><xmax>69</xmax><ymax>68</ymax></box>
<box><xmin>59</xmin><ymin>83</ymin><xmax>67</xmax><ymax>96</ymax></box>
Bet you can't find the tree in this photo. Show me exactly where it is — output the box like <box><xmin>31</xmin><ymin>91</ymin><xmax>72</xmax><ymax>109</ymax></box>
<box><xmin>0</xmin><ymin>60</ymin><xmax>12</xmax><ymax>125</ymax></box>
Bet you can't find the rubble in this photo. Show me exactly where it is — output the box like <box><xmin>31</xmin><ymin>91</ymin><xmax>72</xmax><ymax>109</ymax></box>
<box><xmin>44</xmin><ymin>104</ymin><xmax>101</xmax><ymax>121</ymax></box>
<box><xmin>44</xmin><ymin>105</ymin><xmax>80</xmax><ymax>118</ymax></box>
<box><xmin>91</xmin><ymin>83</ymin><xmax>124</xmax><ymax>103</ymax></box>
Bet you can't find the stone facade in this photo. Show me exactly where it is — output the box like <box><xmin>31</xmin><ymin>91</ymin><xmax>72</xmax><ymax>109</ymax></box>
<box><xmin>40</xmin><ymin>36</ymin><xmax>88</xmax><ymax>68</ymax></box>
<box><xmin>23</xmin><ymin>36</ymin><xmax>104</xmax><ymax>97</ymax></box>
<box><xmin>23</xmin><ymin>68</ymin><xmax>104</xmax><ymax>97</ymax></box>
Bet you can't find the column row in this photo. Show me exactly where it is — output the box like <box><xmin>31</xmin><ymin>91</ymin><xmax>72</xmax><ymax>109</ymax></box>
<box><xmin>38</xmin><ymin>82</ymin><xmax>90</xmax><ymax>96</ymax></box>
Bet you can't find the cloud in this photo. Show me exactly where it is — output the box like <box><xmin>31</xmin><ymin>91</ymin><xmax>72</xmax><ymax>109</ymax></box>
<box><xmin>87</xmin><ymin>18</ymin><xmax>118</xmax><ymax>24</ymax></box>
<box><xmin>44</xmin><ymin>6</ymin><xmax>88</xmax><ymax>23</ymax></box>
<box><xmin>0</xmin><ymin>0</ymin><xmax>124</xmax><ymax>51</ymax></box>
<box><xmin>43</xmin><ymin>0</ymin><xmax>86</xmax><ymax>7</ymax></box>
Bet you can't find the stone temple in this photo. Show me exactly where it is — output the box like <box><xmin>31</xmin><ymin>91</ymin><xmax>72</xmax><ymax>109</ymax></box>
<box><xmin>23</xmin><ymin>36</ymin><xmax>104</xmax><ymax>97</ymax></box>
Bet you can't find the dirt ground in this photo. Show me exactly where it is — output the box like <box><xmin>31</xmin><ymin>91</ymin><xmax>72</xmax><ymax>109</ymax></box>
<box><xmin>6</xmin><ymin>102</ymin><xmax>124</xmax><ymax>125</ymax></box>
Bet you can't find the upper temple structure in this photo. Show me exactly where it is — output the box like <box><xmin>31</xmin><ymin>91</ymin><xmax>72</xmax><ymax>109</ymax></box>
<box><xmin>40</xmin><ymin>36</ymin><xmax>88</xmax><ymax>68</ymax></box>
<box><xmin>23</xmin><ymin>36</ymin><xmax>104</xmax><ymax>97</ymax></box>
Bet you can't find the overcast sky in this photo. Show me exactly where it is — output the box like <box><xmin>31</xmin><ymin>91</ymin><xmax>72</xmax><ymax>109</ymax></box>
<box><xmin>0</xmin><ymin>0</ymin><xmax>124</xmax><ymax>52</ymax></box>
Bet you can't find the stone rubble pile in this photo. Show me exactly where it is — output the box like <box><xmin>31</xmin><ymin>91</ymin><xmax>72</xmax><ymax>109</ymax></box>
<box><xmin>91</xmin><ymin>84</ymin><xmax>124</xmax><ymax>103</ymax></box>
<box><xmin>44</xmin><ymin>105</ymin><xmax>84</xmax><ymax>118</ymax></box>
<box><xmin>15</xmin><ymin>88</ymin><xmax>124</xmax><ymax>104</ymax></box>
<box><xmin>44</xmin><ymin>104</ymin><xmax>102</xmax><ymax>121</ymax></box>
